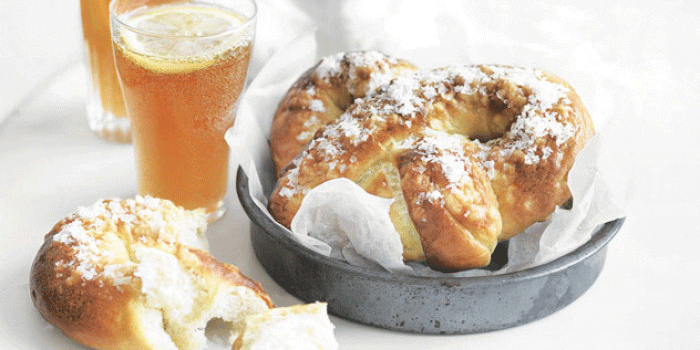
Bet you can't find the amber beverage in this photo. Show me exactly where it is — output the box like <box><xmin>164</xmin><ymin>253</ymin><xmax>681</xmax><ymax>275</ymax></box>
<box><xmin>81</xmin><ymin>0</ymin><xmax>131</xmax><ymax>142</ymax></box>
<box><xmin>111</xmin><ymin>0</ymin><xmax>257</xmax><ymax>221</ymax></box>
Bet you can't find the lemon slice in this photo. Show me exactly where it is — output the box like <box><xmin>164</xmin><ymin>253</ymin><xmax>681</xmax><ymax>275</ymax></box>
<box><xmin>116</xmin><ymin>3</ymin><xmax>250</xmax><ymax>72</ymax></box>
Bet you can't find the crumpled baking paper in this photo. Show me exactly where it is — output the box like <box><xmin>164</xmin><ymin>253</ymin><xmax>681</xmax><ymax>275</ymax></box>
<box><xmin>226</xmin><ymin>1</ymin><xmax>628</xmax><ymax>276</ymax></box>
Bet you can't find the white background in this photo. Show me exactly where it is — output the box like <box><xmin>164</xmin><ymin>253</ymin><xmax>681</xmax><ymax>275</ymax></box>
<box><xmin>1</xmin><ymin>0</ymin><xmax>700</xmax><ymax>349</ymax></box>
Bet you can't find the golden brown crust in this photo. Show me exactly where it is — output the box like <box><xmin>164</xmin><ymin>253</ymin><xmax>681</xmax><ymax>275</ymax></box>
<box><xmin>268</xmin><ymin>59</ymin><xmax>595</xmax><ymax>271</ymax></box>
<box><xmin>270</xmin><ymin>51</ymin><xmax>417</xmax><ymax>175</ymax></box>
<box><xmin>397</xmin><ymin>140</ymin><xmax>501</xmax><ymax>271</ymax></box>
<box><xmin>30</xmin><ymin>234</ymin><xmax>139</xmax><ymax>350</ymax></box>
<box><xmin>483</xmin><ymin>72</ymin><xmax>594</xmax><ymax>239</ymax></box>
<box><xmin>30</xmin><ymin>197</ymin><xmax>272</xmax><ymax>350</ymax></box>
<box><xmin>188</xmin><ymin>248</ymin><xmax>274</xmax><ymax>308</ymax></box>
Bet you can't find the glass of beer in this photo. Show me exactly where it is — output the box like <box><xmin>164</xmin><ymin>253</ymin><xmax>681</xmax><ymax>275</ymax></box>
<box><xmin>81</xmin><ymin>0</ymin><xmax>131</xmax><ymax>143</ymax></box>
<box><xmin>110</xmin><ymin>0</ymin><xmax>257</xmax><ymax>222</ymax></box>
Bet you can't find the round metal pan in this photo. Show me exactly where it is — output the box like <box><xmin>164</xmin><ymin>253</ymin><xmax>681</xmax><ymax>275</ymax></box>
<box><xmin>235</xmin><ymin>166</ymin><xmax>624</xmax><ymax>334</ymax></box>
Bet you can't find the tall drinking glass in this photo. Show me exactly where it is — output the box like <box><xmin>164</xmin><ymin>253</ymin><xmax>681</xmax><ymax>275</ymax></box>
<box><xmin>110</xmin><ymin>0</ymin><xmax>257</xmax><ymax>222</ymax></box>
<box><xmin>81</xmin><ymin>0</ymin><xmax>131</xmax><ymax>143</ymax></box>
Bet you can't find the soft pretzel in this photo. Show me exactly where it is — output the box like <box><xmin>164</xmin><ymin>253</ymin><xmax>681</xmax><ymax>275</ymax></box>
<box><xmin>268</xmin><ymin>57</ymin><xmax>594</xmax><ymax>272</ymax></box>
<box><xmin>30</xmin><ymin>196</ymin><xmax>273</xmax><ymax>350</ymax></box>
<box><xmin>270</xmin><ymin>51</ymin><xmax>417</xmax><ymax>175</ymax></box>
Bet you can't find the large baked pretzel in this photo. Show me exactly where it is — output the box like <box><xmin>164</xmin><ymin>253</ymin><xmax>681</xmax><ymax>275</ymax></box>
<box><xmin>269</xmin><ymin>51</ymin><xmax>594</xmax><ymax>272</ymax></box>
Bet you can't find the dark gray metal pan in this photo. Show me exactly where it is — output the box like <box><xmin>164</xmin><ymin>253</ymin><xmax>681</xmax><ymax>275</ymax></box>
<box><xmin>236</xmin><ymin>166</ymin><xmax>624</xmax><ymax>334</ymax></box>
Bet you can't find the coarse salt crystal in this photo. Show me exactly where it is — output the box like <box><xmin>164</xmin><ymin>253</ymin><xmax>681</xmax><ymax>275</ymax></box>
<box><xmin>309</xmin><ymin>99</ymin><xmax>325</xmax><ymax>112</ymax></box>
<box><xmin>418</xmin><ymin>190</ymin><xmax>444</xmax><ymax>205</ymax></box>
<box><xmin>315</xmin><ymin>53</ymin><xmax>343</xmax><ymax>80</ymax></box>
<box><xmin>282</xmin><ymin>64</ymin><xmax>577</xmax><ymax>204</ymax></box>
<box><xmin>49</xmin><ymin>197</ymin><xmax>207</xmax><ymax>284</ymax></box>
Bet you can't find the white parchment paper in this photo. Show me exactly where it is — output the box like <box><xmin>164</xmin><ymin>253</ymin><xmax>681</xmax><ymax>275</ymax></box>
<box><xmin>226</xmin><ymin>1</ymin><xmax>628</xmax><ymax>276</ymax></box>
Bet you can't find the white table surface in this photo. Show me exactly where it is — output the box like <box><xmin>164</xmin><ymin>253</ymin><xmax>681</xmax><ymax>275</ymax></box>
<box><xmin>1</xmin><ymin>1</ymin><xmax>699</xmax><ymax>349</ymax></box>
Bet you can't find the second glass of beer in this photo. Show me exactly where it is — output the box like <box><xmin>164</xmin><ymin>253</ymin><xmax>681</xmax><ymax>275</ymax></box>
<box><xmin>110</xmin><ymin>0</ymin><xmax>257</xmax><ymax>222</ymax></box>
